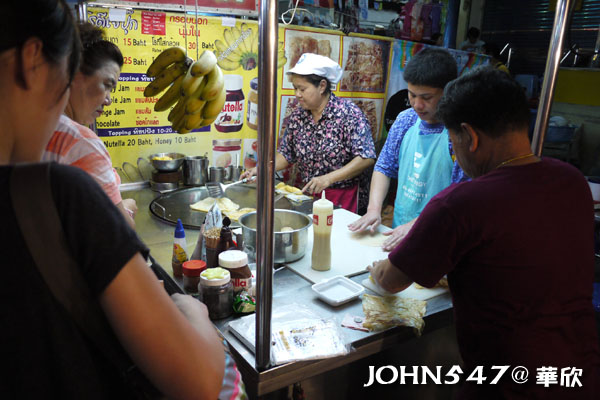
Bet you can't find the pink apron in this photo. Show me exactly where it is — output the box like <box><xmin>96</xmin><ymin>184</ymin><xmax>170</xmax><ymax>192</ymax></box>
<box><xmin>313</xmin><ymin>185</ymin><xmax>358</xmax><ymax>213</ymax></box>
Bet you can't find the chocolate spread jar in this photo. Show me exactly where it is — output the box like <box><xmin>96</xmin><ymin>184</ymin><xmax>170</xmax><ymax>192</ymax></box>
<box><xmin>215</xmin><ymin>74</ymin><xmax>244</xmax><ymax>133</ymax></box>
<box><xmin>218</xmin><ymin>250</ymin><xmax>252</xmax><ymax>293</ymax></box>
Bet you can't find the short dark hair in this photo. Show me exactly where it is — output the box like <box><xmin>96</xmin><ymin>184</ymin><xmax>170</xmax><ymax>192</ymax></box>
<box><xmin>0</xmin><ymin>0</ymin><xmax>80</xmax><ymax>87</ymax></box>
<box><xmin>78</xmin><ymin>22</ymin><xmax>123</xmax><ymax>75</ymax></box>
<box><xmin>403</xmin><ymin>48</ymin><xmax>457</xmax><ymax>89</ymax></box>
<box><xmin>483</xmin><ymin>42</ymin><xmax>501</xmax><ymax>59</ymax></box>
<box><xmin>467</xmin><ymin>27</ymin><xmax>480</xmax><ymax>39</ymax></box>
<box><xmin>436</xmin><ymin>66</ymin><xmax>530</xmax><ymax>139</ymax></box>
<box><xmin>293</xmin><ymin>73</ymin><xmax>332</xmax><ymax>95</ymax></box>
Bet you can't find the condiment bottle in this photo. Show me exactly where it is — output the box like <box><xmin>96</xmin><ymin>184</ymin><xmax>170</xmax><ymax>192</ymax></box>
<box><xmin>218</xmin><ymin>250</ymin><xmax>252</xmax><ymax>293</ymax></box>
<box><xmin>199</xmin><ymin>267</ymin><xmax>234</xmax><ymax>320</ymax></box>
<box><xmin>172</xmin><ymin>219</ymin><xmax>188</xmax><ymax>277</ymax></box>
<box><xmin>311</xmin><ymin>191</ymin><xmax>333</xmax><ymax>271</ymax></box>
<box><xmin>182</xmin><ymin>260</ymin><xmax>206</xmax><ymax>295</ymax></box>
<box><xmin>216</xmin><ymin>217</ymin><xmax>236</xmax><ymax>256</ymax></box>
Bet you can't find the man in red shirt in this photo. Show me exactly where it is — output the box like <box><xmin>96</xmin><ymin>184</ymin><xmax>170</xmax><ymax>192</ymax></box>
<box><xmin>369</xmin><ymin>67</ymin><xmax>600</xmax><ymax>399</ymax></box>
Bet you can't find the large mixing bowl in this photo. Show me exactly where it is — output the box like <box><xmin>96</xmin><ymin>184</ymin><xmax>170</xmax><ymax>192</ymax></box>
<box><xmin>239</xmin><ymin>209</ymin><xmax>312</xmax><ymax>264</ymax></box>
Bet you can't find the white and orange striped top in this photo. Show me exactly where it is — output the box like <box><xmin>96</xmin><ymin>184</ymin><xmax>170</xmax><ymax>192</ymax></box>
<box><xmin>43</xmin><ymin>115</ymin><xmax>122</xmax><ymax>205</ymax></box>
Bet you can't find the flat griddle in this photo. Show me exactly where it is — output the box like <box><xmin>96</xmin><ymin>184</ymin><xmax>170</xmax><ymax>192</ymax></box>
<box><xmin>149</xmin><ymin>184</ymin><xmax>312</xmax><ymax>229</ymax></box>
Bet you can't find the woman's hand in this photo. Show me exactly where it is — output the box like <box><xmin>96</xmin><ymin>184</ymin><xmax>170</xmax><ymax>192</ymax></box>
<box><xmin>240</xmin><ymin>167</ymin><xmax>257</xmax><ymax>181</ymax></box>
<box><xmin>302</xmin><ymin>174</ymin><xmax>332</xmax><ymax>195</ymax></box>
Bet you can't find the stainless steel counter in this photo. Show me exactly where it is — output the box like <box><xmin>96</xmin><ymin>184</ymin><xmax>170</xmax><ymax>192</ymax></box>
<box><xmin>122</xmin><ymin>185</ymin><xmax>454</xmax><ymax>398</ymax></box>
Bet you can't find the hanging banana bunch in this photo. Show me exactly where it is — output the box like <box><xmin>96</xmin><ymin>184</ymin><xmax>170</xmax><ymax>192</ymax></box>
<box><xmin>143</xmin><ymin>48</ymin><xmax>226</xmax><ymax>134</ymax></box>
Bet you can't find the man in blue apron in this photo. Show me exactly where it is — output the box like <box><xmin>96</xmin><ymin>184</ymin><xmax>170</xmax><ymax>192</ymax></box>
<box><xmin>349</xmin><ymin>48</ymin><xmax>468</xmax><ymax>251</ymax></box>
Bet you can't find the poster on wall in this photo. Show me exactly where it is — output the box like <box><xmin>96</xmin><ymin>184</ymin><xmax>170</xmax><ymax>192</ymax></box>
<box><xmin>282</xmin><ymin>29</ymin><xmax>342</xmax><ymax>89</ymax></box>
<box><xmin>340</xmin><ymin>36</ymin><xmax>390</xmax><ymax>94</ymax></box>
<box><xmin>88</xmin><ymin>7</ymin><xmax>280</xmax><ymax>181</ymax></box>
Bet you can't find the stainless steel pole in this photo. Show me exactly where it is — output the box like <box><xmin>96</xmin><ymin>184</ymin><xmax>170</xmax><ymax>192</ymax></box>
<box><xmin>531</xmin><ymin>0</ymin><xmax>574</xmax><ymax>156</ymax></box>
<box><xmin>255</xmin><ymin>0</ymin><xmax>278</xmax><ymax>371</ymax></box>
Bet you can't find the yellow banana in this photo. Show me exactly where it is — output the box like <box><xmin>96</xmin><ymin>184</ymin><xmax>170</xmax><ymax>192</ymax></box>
<box><xmin>251</xmin><ymin>32</ymin><xmax>259</xmax><ymax>54</ymax></box>
<box><xmin>216</xmin><ymin>55</ymin><xmax>241</xmax><ymax>71</ymax></box>
<box><xmin>200</xmin><ymin>115</ymin><xmax>218</xmax><ymax>128</ymax></box>
<box><xmin>185</xmin><ymin>112</ymin><xmax>203</xmax><ymax>130</ymax></box>
<box><xmin>144</xmin><ymin>61</ymin><xmax>187</xmax><ymax>97</ymax></box>
<box><xmin>146</xmin><ymin>46</ymin><xmax>186</xmax><ymax>77</ymax></box>
<box><xmin>240</xmin><ymin>24</ymin><xmax>254</xmax><ymax>55</ymax></box>
<box><xmin>200</xmin><ymin>66</ymin><xmax>224</xmax><ymax>101</ymax></box>
<box><xmin>231</xmin><ymin>26</ymin><xmax>247</xmax><ymax>53</ymax></box>
<box><xmin>214</xmin><ymin>39</ymin><xmax>241</xmax><ymax>63</ymax></box>
<box><xmin>202</xmin><ymin>86</ymin><xmax>226</xmax><ymax>119</ymax></box>
<box><xmin>181</xmin><ymin>65</ymin><xmax>205</xmax><ymax>97</ymax></box>
<box><xmin>154</xmin><ymin>75</ymin><xmax>184</xmax><ymax>112</ymax></box>
<box><xmin>223</xmin><ymin>28</ymin><xmax>243</xmax><ymax>58</ymax></box>
<box><xmin>185</xmin><ymin>80</ymin><xmax>207</xmax><ymax>114</ymax></box>
<box><xmin>168</xmin><ymin>97</ymin><xmax>186</xmax><ymax>122</ymax></box>
<box><xmin>190</xmin><ymin>50</ymin><xmax>218</xmax><ymax>77</ymax></box>
<box><xmin>172</xmin><ymin>113</ymin><xmax>187</xmax><ymax>133</ymax></box>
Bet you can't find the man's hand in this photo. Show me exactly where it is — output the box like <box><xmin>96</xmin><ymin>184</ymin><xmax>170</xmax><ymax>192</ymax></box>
<box><xmin>302</xmin><ymin>175</ymin><xmax>332</xmax><ymax>195</ymax></box>
<box><xmin>348</xmin><ymin>209</ymin><xmax>382</xmax><ymax>233</ymax></box>
<box><xmin>381</xmin><ymin>219</ymin><xmax>416</xmax><ymax>251</ymax></box>
<box><xmin>367</xmin><ymin>258</ymin><xmax>412</xmax><ymax>293</ymax></box>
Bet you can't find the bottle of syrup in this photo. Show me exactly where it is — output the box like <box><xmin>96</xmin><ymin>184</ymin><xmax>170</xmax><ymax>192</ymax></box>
<box><xmin>311</xmin><ymin>191</ymin><xmax>333</xmax><ymax>271</ymax></box>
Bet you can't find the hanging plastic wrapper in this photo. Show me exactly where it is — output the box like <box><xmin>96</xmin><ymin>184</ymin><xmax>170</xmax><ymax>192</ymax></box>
<box><xmin>227</xmin><ymin>303</ymin><xmax>349</xmax><ymax>365</ymax></box>
<box><xmin>204</xmin><ymin>204</ymin><xmax>223</xmax><ymax>268</ymax></box>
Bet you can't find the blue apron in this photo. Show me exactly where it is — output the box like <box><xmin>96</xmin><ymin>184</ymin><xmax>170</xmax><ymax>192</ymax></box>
<box><xmin>393</xmin><ymin>119</ymin><xmax>453</xmax><ymax>227</ymax></box>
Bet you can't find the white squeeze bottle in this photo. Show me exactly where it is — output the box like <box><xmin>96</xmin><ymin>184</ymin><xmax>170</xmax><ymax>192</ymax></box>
<box><xmin>311</xmin><ymin>191</ymin><xmax>333</xmax><ymax>271</ymax></box>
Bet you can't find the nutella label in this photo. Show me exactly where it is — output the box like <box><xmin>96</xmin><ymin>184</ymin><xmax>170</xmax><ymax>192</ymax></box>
<box><xmin>231</xmin><ymin>277</ymin><xmax>252</xmax><ymax>292</ymax></box>
<box><xmin>224</xmin><ymin>264</ymin><xmax>252</xmax><ymax>292</ymax></box>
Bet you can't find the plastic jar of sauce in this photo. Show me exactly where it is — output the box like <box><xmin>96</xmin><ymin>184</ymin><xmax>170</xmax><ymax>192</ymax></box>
<box><xmin>199</xmin><ymin>267</ymin><xmax>233</xmax><ymax>320</ymax></box>
<box><xmin>215</xmin><ymin>74</ymin><xmax>244</xmax><ymax>133</ymax></box>
<box><xmin>246</xmin><ymin>78</ymin><xmax>258</xmax><ymax>130</ymax></box>
<box><xmin>212</xmin><ymin>139</ymin><xmax>241</xmax><ymax>168</ymax></box>
<box><xmin>218</xmin><ymin>250</ymin><xmax>252</xmax><ymax>293</ymax></box>
<box><xmin>182</xmin><ymin>260</ymin><xmax>206</xmax><ymax>295</ymax></box>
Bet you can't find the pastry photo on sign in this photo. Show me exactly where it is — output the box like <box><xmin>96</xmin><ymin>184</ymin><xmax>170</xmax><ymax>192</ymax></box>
<box><xmin>282</xmin><ymin>30</ymin><xmax>341</xmax><ymax>90</ymax></box>
<box><xmin>349</xmin><ymin>97</ymin><xmax>383</xmax><ymax>143</ymax></box>
<box><xmin>340</xmin><ymin>37</ymin><xmax>391</xmax><ymax>93</ymax></box>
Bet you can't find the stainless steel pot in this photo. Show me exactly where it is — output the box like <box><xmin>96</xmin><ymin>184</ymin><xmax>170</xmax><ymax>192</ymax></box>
<box><xmin>239</xmin><ymin>209</ymin><xmax>312</xmax><ymax>264</ymax></box>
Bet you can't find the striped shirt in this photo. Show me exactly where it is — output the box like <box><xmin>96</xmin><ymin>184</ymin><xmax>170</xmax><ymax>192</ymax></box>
<box><xmin>43</xmin><ymin>115</ymin><xmax>122</xmax><ymax>205</ymax></box>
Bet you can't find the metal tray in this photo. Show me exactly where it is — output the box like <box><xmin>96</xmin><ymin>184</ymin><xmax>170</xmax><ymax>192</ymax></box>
<box><xmin>149</xmin><ymin>184</ymin><xmax>312</xmax><ymax>229</ymax></box>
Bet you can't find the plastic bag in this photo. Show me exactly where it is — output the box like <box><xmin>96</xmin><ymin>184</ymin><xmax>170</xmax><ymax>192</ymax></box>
<box><xmin>227</xmin><ymin>303</ymin><xmax>349</xmax><ymax>365</ymax></box>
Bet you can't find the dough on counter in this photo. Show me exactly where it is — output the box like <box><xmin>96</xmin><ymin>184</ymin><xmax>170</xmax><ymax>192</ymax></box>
<box><xmin>349</xmin><ymin>231</ymin><xmax>387</xmax><ymax>247</ymax></box>
<box><xmin>226</xmin><ymin>207</ymin><xmax>256</xmax><ymax>221</ymax></box>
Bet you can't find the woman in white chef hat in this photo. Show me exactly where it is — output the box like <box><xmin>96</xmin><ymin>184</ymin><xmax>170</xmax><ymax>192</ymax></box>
<box><xmin>242</xmin><ymin>53</ymin><xmax>376</xmax><ymax>213</ymax></box>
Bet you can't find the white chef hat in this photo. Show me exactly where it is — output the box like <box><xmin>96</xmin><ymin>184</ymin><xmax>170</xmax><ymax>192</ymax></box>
<box><xmin>287</xmin><ymin>53</ymin><xmax>343</xmax><ymax>84</ymax></box>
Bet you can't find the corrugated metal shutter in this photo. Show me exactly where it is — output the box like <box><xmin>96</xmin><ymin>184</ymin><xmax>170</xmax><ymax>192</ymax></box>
<box><xmin>481</xmin><ymin>0</ymin><xmax>600</xmax><ymax>75</ymax></box>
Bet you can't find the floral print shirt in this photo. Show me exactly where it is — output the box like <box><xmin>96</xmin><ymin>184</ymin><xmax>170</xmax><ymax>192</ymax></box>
<box><xmin>278</xmin><ymin>94</ymin><xmax>377</xmax><ymax>191</ymax></box>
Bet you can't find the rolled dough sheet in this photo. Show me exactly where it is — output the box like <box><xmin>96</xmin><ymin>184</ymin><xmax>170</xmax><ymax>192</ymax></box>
<box><xmin>349</xmin><ymin>231</ymin><xmax>387</xmax><ymax>247</ymax></box>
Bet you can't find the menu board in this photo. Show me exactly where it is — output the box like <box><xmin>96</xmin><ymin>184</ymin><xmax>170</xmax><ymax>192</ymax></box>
<box><xmin>89</xmin><ymin>6</ymin><xmax>394</xmax><ymax>180</ymax></box>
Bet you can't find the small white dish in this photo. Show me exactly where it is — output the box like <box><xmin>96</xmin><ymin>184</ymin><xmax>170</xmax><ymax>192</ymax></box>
<box><xmin>312</xmin><ymin>275</ymin><xmax>365</xmax><ymax>306</ymax></box>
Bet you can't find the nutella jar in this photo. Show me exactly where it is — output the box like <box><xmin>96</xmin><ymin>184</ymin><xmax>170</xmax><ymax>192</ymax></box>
<box><xmin>246</xmin><ymin>78</ymin><xmax>258</xmax><ymax>130</ymax></box>
<box><xmin>212</xmin><ymin>139</ymin><xmax>241</xmax><ymax>168</ymax></box>
<box><xmin>215</xmin><ymin>74</ymin><xmax>244</xmax><ymax>133</ymax></box>
<box><xmin>218</xmin><ymin>250</ymin><xmax>252</xmax><ymax>293</ymax></box>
